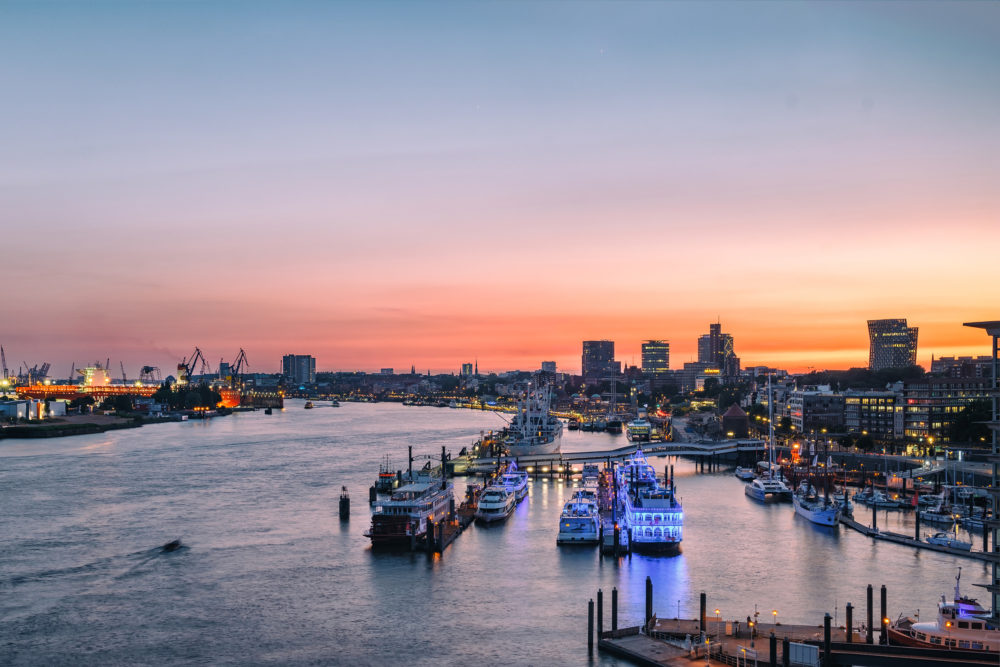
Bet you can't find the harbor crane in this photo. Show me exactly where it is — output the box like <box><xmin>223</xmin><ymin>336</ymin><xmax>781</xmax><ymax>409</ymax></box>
<box><xmin>229</xmin><ymin>348</ymin><xmax>249</xmax><ymax>388</ymax></box>
<box><xmin>178</xmin><ymin>347</ymin><xmax>209</xmax><ymax>385</ymax></box>
<box><xmin>139</xmin><ymin>366</ymin><xmax>162</xmax><ymax>385</ymax></box>
<box><xmin>120</xmin><ymin>361</ymin><xmax>128</xmax><ymax>384</ymax></box>
<box><xmin>1</xmin><ymin>345</ymin><xmax>7</xmax><ymax>379</ymax></box>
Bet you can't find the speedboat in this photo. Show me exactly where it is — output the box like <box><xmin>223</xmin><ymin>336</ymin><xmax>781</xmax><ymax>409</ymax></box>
<box><xmin>888</xmin><ymin>568</ymin><xmax>1000</xmax><ymax>651</ymax></box>
<box><xmin>734</xmin><ymin>466</ymin><xmax>755</xmax><ymax>481</ymax></box>
<box><xmin>927</xmin><ymin>530</ymin><xmax>973</xmax><ymax>551</ymax></box>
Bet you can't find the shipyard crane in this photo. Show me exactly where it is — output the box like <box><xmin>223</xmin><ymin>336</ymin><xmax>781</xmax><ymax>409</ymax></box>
<box><xmin>120</xmin><ymin>361</ymin><xmax>128</xmax><ymax>384</ymax></box>
<box><xmin>178</xmin><ymin>347</ymin><xmax>209</xmax><ymax>385</ymax></box>
<box><xmin>1</xmin><ymin>345</ymin><xmax>7</xmax><ymax>379</ymax></box>
<box><xmin>229</xmin><ymin>348</ymin><xmax>249</xmax><ymax>388</ymax></box>
<box><xmin>139</xmin><ymin>365</ymin><xmax>162</xmax><ymax>385</ymax></box>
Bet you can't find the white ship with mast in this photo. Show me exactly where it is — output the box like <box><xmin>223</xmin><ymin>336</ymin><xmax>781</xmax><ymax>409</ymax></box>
<box><xmin>745</xmin><ymin>375</ymin><xmax>792</xmax><ymax>503</ymax></box>
<box><xmin>502</xmin><ymin>384</ymin><xmax>563</xmax><ymax>456</ymax></box>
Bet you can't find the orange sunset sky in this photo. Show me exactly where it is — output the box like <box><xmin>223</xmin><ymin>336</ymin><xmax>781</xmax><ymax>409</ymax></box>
<box><xmin>2</xmin><ymin>2</ymin><xmax>998</xmax><ymax>376</ymax></box>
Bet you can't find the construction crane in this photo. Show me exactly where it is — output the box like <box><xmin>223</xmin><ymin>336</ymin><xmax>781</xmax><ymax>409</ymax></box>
<box><xmin>120</xmin><ymin>361</ymin><xmax>128</xmax><ymax>384</ymax></box>
<box><xmin>229</xmin><ymin>348</ymin><xmax>249</xmax><ymax>388</ymax></box>
<box><xmin>0</xmin><ymin>345</ymin><xmax>7</xmax><ymax>379</ymax></box>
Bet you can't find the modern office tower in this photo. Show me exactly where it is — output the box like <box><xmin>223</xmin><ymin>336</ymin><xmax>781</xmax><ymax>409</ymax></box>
<box><xmin>582</xmin><ymin>340</ymin><xmax>619</xmax><ymax>378</ymax></box>
<box><xmin>461</xmin><ymin>363</ymin><xmax>474</xmax><ymax>376</ymax></box>
<box><xmin>868</xmin><ymin>319</ymin><xmax>918</xmax><ymax>370</ymax></box>
<box><xmin>281</xmin><ymin>354</ymin><xmax>316</xmax><ymax>385</ymax></box>
<box><xmin>641</xmin><ymin>340</ymin><xmax>670</xmax><ymax>376</ymax></box>
<box><xmin>540</xmin><ymin>361</ymin><xmax>556</xmax><ymax>373</ymax></box>
<box><xmin>697</xmin><ymin>322</ymin><xmax>739</xmax><ymax>378</ymax></box>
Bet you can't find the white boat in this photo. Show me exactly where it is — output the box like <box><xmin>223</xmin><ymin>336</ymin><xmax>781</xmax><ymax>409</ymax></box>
<box><xmin>920</xmin><ymin>503</ymin><xmax>965</xmax><ymax>526</ymax></box>
<box><xmin>617</xmin><ymin>449</ymin><xmax>683</xmax><ymax>554</ymax></box>
<box><xmin>502</xmin><ymin>384</ymin><xmax>563</xmax><ymax>456</ymax></box>
<box><xmin>365</xmin><ymin>478</ymin><xmax>454</xmax><ymax>548</ymax></box>
<box><xmin>926</xmin><ymin>525</ymin><xmax>973</xmax><ymax>551</ymax></box>
<box><xmin>734</xmin><ymin>466</ymin><xmax>755</xmax><ymax>481</ymax></box>
<box><xmin>475</xmin><ymin>485</ymin><xmax>516</xmax><ymax>523</ymax></box>
<box><xmin>888</xmin><ymin>568</ymin><xmax>1000</xmax><ymax>651</ymax></box>
<box><xmin>746</xmin><ymin>375</ymin><xmax>792</xmax><ymax>503</ymax></box>
<box><xmin>556</xmin><ymin>490</ymin><xmax>601</xmax><ymax>545</ymax></box>
<box><xmin>581</xmin><ymin>463</ymin><xmax>601</xmax><ymax>481</ymax></box>
<box><xmin>792</xmin><ymin>484</ymin><xmax>841</xmax><ymax>527</ymax></box>
<box><xmin>625</xmin><ymin>418</ymin><xmax>651</xmax><ymax>442</ymax></box>
<box><xmin>499</xmin><ymin>462</ymin><xmax>529</xmax><ymax>503</ymax></box>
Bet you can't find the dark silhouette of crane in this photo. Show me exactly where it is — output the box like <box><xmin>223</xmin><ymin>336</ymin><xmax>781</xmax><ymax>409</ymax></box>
<box><xmin>178</xmin><ymin>348</ymin><xmax>209</xmax><ymax>385</ymax></box>
<box><xmin>229</xmin><ymin>349</ymin><xmax>249</xmax><ymax>388</ymax></box>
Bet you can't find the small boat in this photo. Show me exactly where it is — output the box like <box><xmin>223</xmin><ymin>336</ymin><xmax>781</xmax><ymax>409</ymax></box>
<box><xmin>734</xmin><ymin>466</ymin><xmax>756</xmax><ymax>481</ymax></box>
<box><xmin>582</xmin><ymin>463</ymin><xmax>601</xmax><ymax>481</ymax></box>
<box><xmin>745</xmin><ymin>476</ymin><xmax>792</xmax><ymax>503</ymax></box>
<box><xmin>926</xmin><ymin>524</ymin><xmax>973</xmax><ymax>551</ymax></box>
<box><xmin>920</xmin><ymin>503</ymin><xmax>965</xmax><ymax>526</ymax></box>
<box><xmin>625</xmin><ymin>418</ymin><xmax>651</xmax><ymax>442</ymax></box>
<box><xmin>567</xmin><ymin>418</ymin><xmax>580</xmax><ymax>431</ymax></box>
<box><xmin>866</xmin><ymin>490</ymin><xmax>903</xmax><ymax>509</ymax></box>
<box><xmin>888</xmin><ymin>568</ymin><xmax>1000</xmax><ymax>651</ymax></box>
<box><xmin>605</xmin><ymin>416</ymin><xmax>623</xmax><ymax>434</ymax></box>
<box><xmin>475</xmin><ymin>485</ymin><xmax>516</xmax><ymax>523</ymax></box>
<box><xmin>556</xmin><ymin>490</ymin><xmax>601</xmax><ymax>545</ymax></box>
<box><xmin>304</xmin><ymin>401</ymin><xmax>314</xmax><ymax>409</ymax></box>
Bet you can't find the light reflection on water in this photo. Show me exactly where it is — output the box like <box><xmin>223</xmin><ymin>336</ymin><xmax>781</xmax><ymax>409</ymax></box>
<box><xmin>0</xmin><ymin>401</ymin><xmax>990</xmax><ymax>665</ymax></box>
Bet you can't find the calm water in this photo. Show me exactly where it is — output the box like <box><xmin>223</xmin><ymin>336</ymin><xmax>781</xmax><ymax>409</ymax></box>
<box><xmin>0</xmin><ymin>402</ymin><xmax>990</xmax><ymax>665</ymax></box>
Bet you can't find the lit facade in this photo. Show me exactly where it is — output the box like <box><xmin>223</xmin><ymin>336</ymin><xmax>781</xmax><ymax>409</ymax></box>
<box><xmin>868</xmin><ymin>319</ymin><xmax>918</xmax><ymax>371</ymax></box>
<box><xmin>789</xmin><ymin>390</ymin><xmax>845</xmax><ymax>433</ymax></box>
<box><xmin>582</xmin><ymin>340</ymin><xmax>618</xmax><ymax>378</ymax></box>
<box><xmin>844</xmin><ymin>391</ymin><xmax>902</xmax><ymax>441</ymax></box>
<box><xmin>697</xmin><ymin>322</ymin><xmax>739</xmax><ymax>379</ymax></box>
<box><xmin>540</xmin><ymin>361</ymin><xmax>556</xmax><ymax>373</ymax></box>
<box><xmin>641</xmin><ymin>340</ymin><xmax>670</xmax><ymax>376</ymax></box>
<box><xmin>901</xmin><ymin>377</ymin><xmax>991</xmax><ymax>442</ymax></box>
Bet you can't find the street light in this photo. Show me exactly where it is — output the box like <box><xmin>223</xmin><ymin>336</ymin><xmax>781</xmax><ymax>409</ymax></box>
<box><xmin>715</xmin><ymin>608</ymin><xmax>721</xmax><ymax>641</ymax></box>
<box><xmin>772</xmin><ymin>609</ymin><xmax>778</xmax><ymax>626</ymax></box>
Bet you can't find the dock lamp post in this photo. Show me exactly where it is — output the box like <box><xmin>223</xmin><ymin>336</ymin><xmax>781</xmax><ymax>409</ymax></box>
<box><xmin>715</xmin><ymin>608</ymin><xmax>721</xmax><ymax>641</ymax></box>
<box><xmin>772</xmin><ymin>609</ymin><xmax>778</xmax><ymax>626</ymax></box>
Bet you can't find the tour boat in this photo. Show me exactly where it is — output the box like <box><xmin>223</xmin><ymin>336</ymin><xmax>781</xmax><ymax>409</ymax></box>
<box><xmin>582</xmin><ymin>463</ymin><xmax>601</xmax><ymax>481</ymax></box>
<box><xmin>499</xmin><ymin>462</ymin><xmax>529</xmax><ymax>503</ymax></box>
<box><xmin>626</xmin><ymin>418</ymin><xmax>652</xmax><ymax>442</ymax></box>
<box><xmin>365</xmin><ymin>478</ymin><xmax>454</xmax><ymax>548</ymax></box>
<box><xmin>502</xmin><ymin>384</ymin><xmax>563</xmax><ymax>456</ymax></box>
<box><xmin>616</xmin><ymin>448</ymin><xmax>683</xmax><ymax>554</ymax></box>
<box><xmin>475</xmin><ymin>485</ymin><xmax>516</xmax><ymax>523</ymax></box>
<box><xmin>556</xmin><ymin>490</ymin><xmax>601</xmax><ymax>545</ymax></box>
<box><xmin>888</xmin><ymin>568</ymin><xmax>1000</xmax><ymax>652</ymax></box>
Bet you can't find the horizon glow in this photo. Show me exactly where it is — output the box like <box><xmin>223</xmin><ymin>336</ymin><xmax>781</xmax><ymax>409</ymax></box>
<box><xmin>2</xmin><ymin>2</ymin><xmax>998</xmax><ymax>376</ymax></box>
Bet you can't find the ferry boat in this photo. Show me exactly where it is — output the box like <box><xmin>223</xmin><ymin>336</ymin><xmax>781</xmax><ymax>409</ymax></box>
<box><xmin>557</xmin><ymin>490</ymin><xmax>600</xmax><ymax>545</ymax></box>
<box><xmin>502</xmin><ymin>384</ymin><xmax>563</xmax><ymax>456</ymax></box>
<box><xmin>616</xmin><ymin>449</ymin><xmax>683</xmax><ymax>554</ymax></box>
<box><xmin>475</xmin><ymin>485</ymin><xmax>516</xmax><ymax>523</ymax></box>
<box><xmin>365</xmin><ymin>478</ymin><xmax>454</xmax><ymax>548</ymax></box>
<box><xmin>745</xmin><ymin>476</ymin><xmax>792</xmax><ymax>503</ymax></box>
<box><xmin>888</xmin><ymin>568</ymin><xmax>1000</xmax><ymax>652</ymax></box>
<box><xmin>499</xmin><ymin>462</ymin><xmax>529</xmax><ymax>503</ymax></box>
<box><xmin>625</xmin><ymin>418</ymin><xmax>651</xmax><ymax>442</ymax></box>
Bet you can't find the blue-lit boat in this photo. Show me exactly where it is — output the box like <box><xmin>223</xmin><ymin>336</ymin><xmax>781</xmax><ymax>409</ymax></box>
<box><xmin>615</xmin><ymin>448</ymin><xmax>682</xmax><ymax>554</ymax></box>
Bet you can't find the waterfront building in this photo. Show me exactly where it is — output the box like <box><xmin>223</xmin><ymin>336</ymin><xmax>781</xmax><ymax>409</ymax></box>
<box><xmin>868</xmin><ymin>318</ymin><xmax>918</xmax><ymax>371</ymax></box>
<box><xmin>901</xmin><ymin>377</ymin><xmax>992</xmax><ymax>443</ymax></box>
<box><xmin>582</xmin><ymin>340</ymin><xmax>619</xmax><ymax>379</ymax></box>
<box><xmin>540</xmin><ymin>361</ymin><xmax>556</xmax><ymax>373</ymax></box>
<box><xmin>641</xmin><ymin>340</ymin><xmax>669</xmax><ymax>377</ymax></box>
<box><xmin>844</xmin><ymin>391</ymin><xmax>902</xmax><ymax>441</ymax></box>
<box><xmin>931</xmin><ymin>355</ymin><xmax>994</xmax><ymax>379</ymax></box>
<box><xmin>281</xmin><ymin>354</ymin><xmax>316</xmax><ymax>385</ymax></box>
<box><xmin>789</xmin><ymin>389</ymin><xmax>845</xmax><ymax>433</ymax></box>
<box><xmin>721</xmin><ymin>403</ymin><xmax>750</xmax><ymax>438</ymax></box>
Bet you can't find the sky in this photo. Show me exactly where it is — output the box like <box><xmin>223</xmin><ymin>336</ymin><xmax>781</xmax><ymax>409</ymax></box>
<box><xmin>1</xmin><ymin>1</ymin><xmax>999</xmax><ymax>377</ymax></box>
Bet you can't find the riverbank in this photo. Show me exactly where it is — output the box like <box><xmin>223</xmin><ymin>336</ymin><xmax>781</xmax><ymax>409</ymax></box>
<box><xmin>0</xmin><ymin>413</ymin><xmax>185</xmax><ymax>439</ymax></box>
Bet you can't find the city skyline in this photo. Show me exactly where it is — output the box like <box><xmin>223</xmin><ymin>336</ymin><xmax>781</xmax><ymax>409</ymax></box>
<box><xmin>2</xmin><ymin>2</ymin><xmax>998</xmax><ymax>375</ymax></box>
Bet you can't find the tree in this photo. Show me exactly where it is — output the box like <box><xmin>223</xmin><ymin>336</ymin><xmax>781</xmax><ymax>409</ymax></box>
<box><xmin>856</xmin><ymin>435</ymin><xmax>876</xmax><ymax>452</ymax></box>
<box><xmin>949</xmin><ymin>399</ymin><xmax>992</xmax><ymax>444</ymax></box>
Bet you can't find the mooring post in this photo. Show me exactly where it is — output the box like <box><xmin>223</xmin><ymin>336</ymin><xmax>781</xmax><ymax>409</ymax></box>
<box><xmin>985</xmin><ymin>519</ymin><xmax>989</xmax><ymax>553</ymax></box>
<box><xmin>823</xmin><ymin>614</ymin><xmax>831</xmax><ymax>665</ymax></box>
<box><xmin>866</xmin><ymin>584</ymin><xmax>874</xmax><ymax>644</ymax></box>
<box><xmin>872</xmin><ymin>505</ymin><xmax>877</xmax><ymax>532</ymax></box>
<box><xmin>915</xmin><ymin>508</ymin><xmax>921</xmax><ymax>540</ymax></box>
<box><xmin>597</xmin><ymin>589</ymin><xmax>603</xmax><ymax>639</ymax></box>
<box><xmin>880</xmin><ymin>585</ymin><xmax>887</xmax><ymax>644</ymax></box>
<box><xmin>700</xmin><ymin>592</ymin><xmax>707</xmax><ymax>635</ymax></box>
<box><xmin>645</xmin><ymin>576</ymin><xmax>653</xmax><ymax>628</ymax></box>
<box><xmin>588</xmin><ymin>598</ymin><xmax>594</xmax><ymax>654</ymax></box>
<box><xmin>769</xmin><ymin>632</ymin><xmax>777</xmax><ymax>667</ymax></box>
<box><xmin>613</xmin><ymin>523</ymin><xmax>620</xmax><ymax>557</ymax></box>
<box><xmin>612</xmin><ymin>587</ymin><xmax>618</xmax><ymax>634</ymax></box>
<box><xmin>782</xmin><ymin>636</ymin><xmax>790</xmax><ymax>667</ymax></box>
<box><xmin>846</xmin><ymin>603</ymin><xmax>853</xmax><ymax>643</ymax></box>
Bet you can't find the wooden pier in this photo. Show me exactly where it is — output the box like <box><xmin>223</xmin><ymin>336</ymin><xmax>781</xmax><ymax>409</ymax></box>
<box><xmin>838</xmin><ymin>515</ymin><xmax>1000</xmax><ymax>563</ymax></box>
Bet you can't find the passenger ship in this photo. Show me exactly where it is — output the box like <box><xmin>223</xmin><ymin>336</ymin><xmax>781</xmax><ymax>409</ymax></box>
<box><xmin>502</xmin><ymin>384</ymin><xmax>563</xmax><ymax>456</ymax></box>
<box><xmin>365</xmin><ymin>476</ymin><xmax>454</xmax><ymax>548</ymax></box>
<box><xmin>499</xmin><ymin>462</ymin><xmax>529</xmax><ymax>503</ymax></box>
<box><xmin>616</xmin><ymin>449</ymin><xmax>683</xmax><ymax>554</ymax></box>
<box><xmin>475</xmin><ymin>485</ymin><xmax>516</xmax><ymax>523</ymax></box>
<box><xmin>888</xmin><ymin>568</ymin><xmax>1000</xmax><ymax>652</ymax></box>
<box><xmin>556</xmin><ymin>488</ymin><xmax>601</xmax><ymax>545</ymax></box>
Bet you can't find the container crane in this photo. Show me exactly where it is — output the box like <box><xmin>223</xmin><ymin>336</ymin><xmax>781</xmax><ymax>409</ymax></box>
<box><xmin>229</xmin><ymin>349</ymin><xmax>249</xmax><ymax>388</ymax></box>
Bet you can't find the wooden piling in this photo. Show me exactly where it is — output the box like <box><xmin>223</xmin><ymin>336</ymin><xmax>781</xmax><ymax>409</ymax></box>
<box><xmin>866</xmin><ymin>584</ymin><xmax>873</xmax><ymax>644</ymax></box>
<box><xmin>781</xmin><ymin>636</ymin><xmax>790</xmax><ymax>667</ymax></box>
<box><xmin>645</xmin><ymin>576</ymin><xmax>652</xmax><ymax>628</ymax></box>
<box><xmin>769</xmin><ymin>632</ymin><xmax>777</xmax><ymax>667</ymax></box>
<box><xmin>846</xmin><ymin>603</ymin><xmax>853</xmax><ymax>643</ymax></box>
<box><xmin>612</xmin><ymin>587</ymin><xmax>618</xmax><ymax>633</ymax></box>
<box><xmin>597</xmin><ymin>589</ymin><xmax>603</xmax><ymax>639</ymax></box>
<box><xmin>880</xmin><ymin>585</ymin><xmax>887</xmax><ymax>644</ymax></box>
<box><xmin>823</xmin><ymin>614</ymin><xmax>831</xmax><ymax>665</ymax></box>
<box><xmin>700</xmin><ymin>592</ymin><xmax>706</xmax><ymax>635</ymax></box>
<box><xmin>588</xmin><ymin>598</ymin><xmax>594</xmax><ymax>654</ymax></box>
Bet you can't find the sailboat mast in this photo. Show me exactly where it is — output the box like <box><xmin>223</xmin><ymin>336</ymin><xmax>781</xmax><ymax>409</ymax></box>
<box><xmin>767</xmin><ymin>374</ymin><xmax>775</xmax><ymax>471</ymax></box>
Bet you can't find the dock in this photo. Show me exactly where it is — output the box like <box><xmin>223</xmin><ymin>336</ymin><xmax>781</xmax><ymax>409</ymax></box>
<box><xmin>839</xmin><ymin>515</ymin><xmax>1000</xmax><ymax>563</ymax></box>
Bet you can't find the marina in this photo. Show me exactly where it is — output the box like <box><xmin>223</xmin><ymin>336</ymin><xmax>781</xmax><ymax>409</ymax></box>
<box><xmin>2</xmin><ymin>401</ymin><xmax>997</xmax><ymax>666</ymax></box>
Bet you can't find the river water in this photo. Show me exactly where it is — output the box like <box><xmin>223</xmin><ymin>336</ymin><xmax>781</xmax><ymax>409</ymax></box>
<box><xmin>0</xmin><ymin>401</ymin><xmax>990</xmax><ymax>665</ymax></box>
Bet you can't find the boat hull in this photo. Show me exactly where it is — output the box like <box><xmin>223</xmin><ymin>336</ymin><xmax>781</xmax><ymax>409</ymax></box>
<box><xmin>793</xmin><ymin>495</ymin><xmax>841</xmax><ymax>526</ymax></box>
<box><xmin>745</xmin><ymin>484</ymin><xmax>783</xmax><ymax>503</ymax></box>
<box><xmin>630</xmin><ymin>540</ymin><xmax>682</xmax><ymax>555</ymax></box>
<box><xmin>506</xmin><ymin>438</ymin><xmax>561</xmax><ymax>457</ymax></box>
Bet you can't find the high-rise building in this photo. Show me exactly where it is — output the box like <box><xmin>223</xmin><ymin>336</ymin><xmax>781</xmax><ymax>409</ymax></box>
<box><xmin>541</xmin><ymin>361</ymin><xmax>556</xmax><ymax>373</ymax></box>
<box><xmin>380</xmin><ymin>368</ymin><xmax>394</xmax><ymax>375</ymax></box>
<box><xmin>868</xmin><ymin>319</ymin><xmax>918</xmax><ymax>371</ymax></box>
<box><xmin>582</xmin><ymin>340</ymin><xmax>619</xmax><ymax>378</ymax></box>
<box><xmin>281</xmin><ymin>354</ymin><xmax>316</xmax><ymax>385</ymax></box>
<box><xmin>641</xmin><ymin>340</ymin><xmax>670</xmax><ymax>376</ymax></box>
<box><xmin>460</xmin><ymin>363</ymin><xmax>474</xmax><ymax>376</ymax></box>
<box><xmin>697</xmin><ymin>322</ymin><xmax>739</xmax><ymax>378</ymax></box>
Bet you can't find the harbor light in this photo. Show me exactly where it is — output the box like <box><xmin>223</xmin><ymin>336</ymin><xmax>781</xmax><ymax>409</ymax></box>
<box><xmin>772</xmin><ymin>609</ymin><xmax>778</xmax><ymax>625</ymax></box>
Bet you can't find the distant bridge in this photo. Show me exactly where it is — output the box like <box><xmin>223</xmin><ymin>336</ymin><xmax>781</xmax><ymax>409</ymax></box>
<box><xmin>470</xmin><ymin>439</ymin><xmax>766</xmax><ymax>467</ymax></box>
